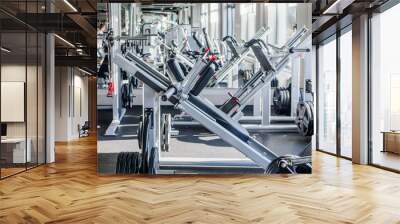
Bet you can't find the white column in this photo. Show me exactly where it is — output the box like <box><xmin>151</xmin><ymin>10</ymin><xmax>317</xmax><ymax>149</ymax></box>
<box><xmin>46</xmin><ymin>31</ymin><xmax>55</xmax><ymax>163</ymax></box>
<box><xmin>253</xmin><ymin>92</ymin><xmax>262</xmax><ymax>116</ymax></box>
<box><xmin>291</xmin><ymin>58</ymin><xmax>300</xmax><ymax>116</ymax></box>
<box><xmin>191</xmin><ymin>4</ymin><xmax>202</xmax><ymax>27</ymax></box>
<box><xmin>103</xmin><ymin>4</ymin><xmax>122</xmax><ymax>136</ymax></box>
<box><xmin>261</xmin><ymin>85</ymin><xmax>271</xmax><ymax>125</ymax></box>
<box><xmin>311</xmin><ymin>45</ymin><xmax>317</xmax><ymax>150</ymax></box>
<box><xmin>234</xmin><ymin>3</ymin><xmax>241</xmax><ymax>40</ymax></box>
<box><xmin>44</xmin><ymin>0</ymin><xmax>55</xmax><ymax>163</ymax></box>
<box><xmin>267</xmin><ymin>5</ymin><xmax>277</xmax><ymax>44</ymax></box>
<box><xmin>352</xmin><ymin>14</ymin><xmax>369</xmax><ymax>164</ymax></box>
<box><xmin>303</xmin><ymin>37</ymin><xmax>313</xmax><ymax>103</ymax></box>
<box><xmin>129</xmin><ymin>4</ymin><xmax>134</xmax><ymax>37</ymax></box>
<box><xmin>143</xmin><ymin>84</ymin><xmax>160</xmax><ymax>171</ymax></box>
<box><xmin>276</xmin><ymin>5</ymin><xmax>288</xmax><ymax>46</ymax></box>
<box><xmin>111</xmin><ymin>3</ymin><xmax>121</xmax><ymax>122</ymax></box>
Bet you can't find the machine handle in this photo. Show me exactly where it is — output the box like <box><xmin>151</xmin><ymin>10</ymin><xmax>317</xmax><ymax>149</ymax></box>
<box><xmin>289</xmin><ymin>48</ymin><xmax>310</xmax><ymax>53</ymax></box>
<box><xmin>222</xmin><ymin>36</ymin><xmax>238</xmax><ymax>46</ymax></box>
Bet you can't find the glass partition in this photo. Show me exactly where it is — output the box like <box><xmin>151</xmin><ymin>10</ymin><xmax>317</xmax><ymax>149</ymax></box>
<box><xmin>1</xmin><ymin>30</ymin><xmax>28</xmax><ymax>177</ymax></box>
<box><xmin>0</xmin><ymin>0</ymin><xmax>46</xmax><ymax>179</ymax></box>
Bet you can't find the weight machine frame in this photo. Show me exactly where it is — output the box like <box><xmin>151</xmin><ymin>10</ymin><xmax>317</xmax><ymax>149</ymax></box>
<box><xmin>221</xmin><ymin>27</ymin><xmax>310</xmax><ymax>121</ymax></box>
<box><xmin>113</xmin><ymin>48</ymin><xmax>311</xmax><ymax>174</ymax></box>
<box><xmin>169</xmin><ymin>27</ymin><xmax>310</xmax><ymax>133</ymax></box>
<box><xmin>208</xmin><ymin>27</ymin><xmax>269</xmax><ymax>86</ymax></box>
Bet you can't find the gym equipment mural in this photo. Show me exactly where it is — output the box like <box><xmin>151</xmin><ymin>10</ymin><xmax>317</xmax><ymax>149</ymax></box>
<box><xmin>97</xmin><ymin>3</ymin><xmax>313</xmax><ymax>175</ymax></box>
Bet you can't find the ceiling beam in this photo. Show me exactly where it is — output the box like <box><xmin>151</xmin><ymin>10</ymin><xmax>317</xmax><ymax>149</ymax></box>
<box><xmin>55</xmin><ymin>56</ymin><xmax>96</xmax><ymax>71</ymax></box>
<box><xmin>67</xmin><ymin>14</ymin><xmax>97</xmax><ymax>47</ymax></box>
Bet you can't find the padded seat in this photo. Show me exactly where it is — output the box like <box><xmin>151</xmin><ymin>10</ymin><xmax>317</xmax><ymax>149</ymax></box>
<box><xmin>167</xmin><ymin>58</ymin><xmax>186</xmax><ymax>82</ymax></box>
<box><xmin>190</xmin><ymin>62</ymin><xmax>217</xmax><ymax>96</ymax></box>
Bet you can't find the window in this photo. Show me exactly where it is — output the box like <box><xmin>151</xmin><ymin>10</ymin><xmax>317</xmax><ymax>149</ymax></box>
<box><xmin>209</xmin><ymin>4</ymin><xmax>220</xmax><ymax>39</ymax></box>
<box><xmin>340</xmin><ymin>29</ymin><xmax>352</xmax><ymax>158</ymax></box>
<box><xmin>239</xmin><ymin>4</ymin><xmax>256</xmax><ymax>41</ymax></box>
<box><xmin>200</xmin><ymin>4</ymin><xmax>208</xmax><ymax>29</ymax></box>
<box><xmin>370</xmin><ymin>3</ymin><xmax>400</xmax><ymax>171</ymax></box>
<box><xmin>318</xmin><ymin>37</ymin><xmax>337</xmax><ymax>154</ymax></box>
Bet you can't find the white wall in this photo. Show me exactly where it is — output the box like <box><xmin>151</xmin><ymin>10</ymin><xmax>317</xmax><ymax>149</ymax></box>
<box><xmin>1</xmin><ymin>65</ymin><xmax>29</xmax><ymax>138</ymax></box>
<box><xmin>72</xmin><ymin>73</ymin><xmax>89</xmax><ymax>138</ymax></box>
<box><xmin>55</xmin><ymin>66</ymin><xmax>89</xmax><ymax>141</ymax></box>
<box><xmin>55</xmin><ymin>67</ymin><xmax>69</xmax><ymax>141</ymax></box>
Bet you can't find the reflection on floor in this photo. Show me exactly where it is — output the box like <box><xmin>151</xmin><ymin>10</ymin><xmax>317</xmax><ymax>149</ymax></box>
<box><xmin>373</xmin><ymin>150</ymin><xmax>400</xmax><ymax>171</ymax></box>
<box><xmin>97</xmin><ymin>106</ymin><xmax>255</xmax><ymax>141</ymax></box>
<box><xmin>0</xmin><ymin>167</ymin><xmax>25</xmax><ymax>178</ymax></box>
<box><xmin>1</xmin><ymin>162</ymin><xmax>48</xmax><ymax>179</ymax></box>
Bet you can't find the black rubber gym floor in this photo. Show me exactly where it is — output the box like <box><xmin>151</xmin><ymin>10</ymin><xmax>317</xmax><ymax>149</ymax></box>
<box><xmin>97</xmin><ymin>105</ymin><xmax>283</xmax><ymax>141</ymax></box>
<box><xmin>97</xmin><ymin>107</ymin><xmax>142</xmax><ymax>141</ymax></box>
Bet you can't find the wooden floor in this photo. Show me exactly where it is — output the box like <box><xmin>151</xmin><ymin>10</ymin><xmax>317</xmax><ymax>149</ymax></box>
<box><xmin>1</xmin><ymin>135</ymin><xmax>400</xmax><ymax>223</ymax></box>
<box><xmin>1</xmin><ymin>167</ymin><xmax>26</xmax><ymax>178</ymax></box>
<box><xmin>373</xmin><ymin>151</ymin><xmax>400</xmax><ymax>171</ymax></box>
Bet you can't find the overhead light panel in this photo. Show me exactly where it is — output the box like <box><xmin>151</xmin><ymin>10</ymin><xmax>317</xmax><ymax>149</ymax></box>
<box><xmin>63</xmin><ymin>0</ymin><xmax>78</xmax><ymax>12</ymax></box>
<box><xmin>78</xmin><ymin>67</ymin><xmax>93</xmax><ymax>76</ymax></box>
<box><xmin>76</xmin><ymin>48</ymin><xmax>86</xmax><ymax>55</ymax></box>
<box><xmin>323</xmin><ymin>0</ymin><xmax>355</xmax><ymax>15</ymax></box>
<box><xmin>54</xmin><ymin>34</ymin><xmax>75</xmax><ymax>48</ymax></box>
<box><xmin>1</xmin><ymin>47</ymin><xmax>11</xmax><ymax>53</ymax></box>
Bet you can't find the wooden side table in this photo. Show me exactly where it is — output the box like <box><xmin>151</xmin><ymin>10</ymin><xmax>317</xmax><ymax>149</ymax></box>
<box><xmin>382</xmin><ymin>131</ymin><xmax>400</xmax><ymax>154</ymax></box>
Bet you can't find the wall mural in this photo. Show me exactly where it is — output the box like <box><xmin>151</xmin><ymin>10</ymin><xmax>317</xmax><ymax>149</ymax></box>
<box><xmin>97</xmin><ymin>3</ymin><xmax>313</xmax><ymax>175</ymax></box>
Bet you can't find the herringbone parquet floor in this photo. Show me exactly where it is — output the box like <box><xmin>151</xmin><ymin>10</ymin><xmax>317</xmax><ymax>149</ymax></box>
<box><xmin>1</xmin><ymin>135</ymin><xmax>400</xmax><ymax>223</ymax></box>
